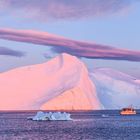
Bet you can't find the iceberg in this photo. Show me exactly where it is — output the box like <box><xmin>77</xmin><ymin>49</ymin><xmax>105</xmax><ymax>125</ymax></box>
<box><xmin>90</xmin><ymin>68</ymin><xmax>140</xmax><ymax>109</ymax></box>
<box><xmin>0</xmin><ymin>53</ymin><xmax>100</xmax><ymax>110</ymax></box>
<box><xmin>28</xmin><ymin>111</ymin><xmax>72</xmax><ymax>121</ymax></box>
<box><xmin>0</xmin><ymin>53</ymin><xmax>140</xmax><ymax>110</ymax></box>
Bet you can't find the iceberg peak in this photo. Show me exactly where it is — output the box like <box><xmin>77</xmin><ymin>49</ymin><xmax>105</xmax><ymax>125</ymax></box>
<box><xmin>0</xmin><ymin>53</ymin><xmax>101</xmax><ymax>110</ymax></box>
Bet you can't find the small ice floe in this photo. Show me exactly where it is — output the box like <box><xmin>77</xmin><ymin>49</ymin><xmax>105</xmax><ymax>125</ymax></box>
<box><xmin>28</xmin><ymin>111</ymin><xmax>72</xmax><ymax>121</ymax></box>
<box><xmin>101</xmin><ymin>114</ymin><xmax>109</xmax><ymax>118</ymax></box>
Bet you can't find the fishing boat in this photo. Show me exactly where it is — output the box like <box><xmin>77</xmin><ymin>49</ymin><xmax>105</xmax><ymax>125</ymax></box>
<box><xmin>120</xmin><ymin>106</ymin><xmax>136</xmax><ymax>115</ymax></box>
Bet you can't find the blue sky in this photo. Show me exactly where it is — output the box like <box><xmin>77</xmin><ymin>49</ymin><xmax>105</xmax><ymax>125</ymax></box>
<box><xmin>0</xmin><ymin>0</ymin><xmax>140</xmax><ymax>78</ymax></box>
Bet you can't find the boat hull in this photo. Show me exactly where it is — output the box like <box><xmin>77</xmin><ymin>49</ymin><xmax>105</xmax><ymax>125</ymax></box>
<box><xmin>120</xmin><ymin>111</ymin><xmax>136</xmax><ymax>115</ymax></box>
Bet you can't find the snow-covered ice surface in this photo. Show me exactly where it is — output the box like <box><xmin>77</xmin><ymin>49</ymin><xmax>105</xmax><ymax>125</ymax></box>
<box><xmin>29</xmin><ymin>111</ymin><xmax>72</xmax><ymax>121</ymax></box>
<box><xmin>0</xmin><ymin>53</ymin><xmax>100</xmax><ymax>110</ymax></box>
<box><xmin>90</xmin><ymin>68</ymin><xmax>140</xmax><ymax>109</ymax></box>
<box><xmin>0</xmin><ymin>53</ymin><xmax>140</xmax><ymax>110</ymax></box>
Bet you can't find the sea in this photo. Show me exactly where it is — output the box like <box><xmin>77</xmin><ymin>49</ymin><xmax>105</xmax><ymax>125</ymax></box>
<box><xmin>0</xmin><ymin>110</ymin><xmax>140</xmax><ymax>140</ymax></box>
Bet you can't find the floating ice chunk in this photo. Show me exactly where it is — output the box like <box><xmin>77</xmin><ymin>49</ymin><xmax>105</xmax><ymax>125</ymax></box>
<box><xmin>101</xmin><ymin>114</ymin><xmax>109</xmax><ymax>118</ymax></box>
<box><xmin>50</xmin><ymin>112</ymin><xmax>72</xmax><ymax>120</ymax></box>
<box><xmin>32</xmin><ymin>111</ymin><xmax>49</xmax><ymax>121</ymax></box>
<box><xmin>28</xmin><ymin>111</ymin><xmax>72</xmax><ymax>121</ymax></box>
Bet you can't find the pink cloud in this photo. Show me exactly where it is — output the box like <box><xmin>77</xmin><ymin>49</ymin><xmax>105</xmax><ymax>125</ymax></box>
<box><xmin>0</xmin><ymin>28</ymin><xmax>140</xmax><ymax>61</ymax></box>
<box><xmin>0</xmin><ymin>0</ymin><xmax>137</xmax><ymax>21</ymax></box>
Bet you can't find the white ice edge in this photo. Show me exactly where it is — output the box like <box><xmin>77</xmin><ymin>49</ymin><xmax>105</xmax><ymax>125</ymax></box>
<box><xmin>28</xmin><ymin>111</ymin><xmax>73</xmax><ymax>121</ymax></box>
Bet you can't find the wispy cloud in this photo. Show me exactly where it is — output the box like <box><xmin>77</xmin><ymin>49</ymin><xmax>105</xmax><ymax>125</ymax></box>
<box><xmin>0</xmin><ymin>46</ymin><xmax>25</xmax><ymax>57</ymax></box>
<box><xmin>0</xmin><ymin>0</ymin><xmax>137</xmax><ymax>21</ymax></box>
<box><xmin>0</xmin><ymin>28</ymin><xmax>140</xmax><ymax>61</ymax></box>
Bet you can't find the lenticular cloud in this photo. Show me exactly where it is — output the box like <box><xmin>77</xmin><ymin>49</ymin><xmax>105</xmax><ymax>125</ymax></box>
<box><xmin>0</xmin><ymin>28</ymin><xmax>140</xmax><ymax>61</ymax></box>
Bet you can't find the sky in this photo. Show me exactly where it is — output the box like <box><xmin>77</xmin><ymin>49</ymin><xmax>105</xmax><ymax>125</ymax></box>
<box><xmin>0</xmin><ymin>0</ymin><xmax>140</xmax><ymax>78</ymax></box>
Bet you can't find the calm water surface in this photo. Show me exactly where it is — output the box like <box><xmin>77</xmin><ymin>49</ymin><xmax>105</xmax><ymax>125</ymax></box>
<box><xmin>0</xmin><ymin>110</ymin><xmax>140</xmax><ymax>140</ymax></box>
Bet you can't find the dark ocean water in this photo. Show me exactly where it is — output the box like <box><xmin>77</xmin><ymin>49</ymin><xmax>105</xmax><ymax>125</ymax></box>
<box><xmin>0</xmin><ymin>110</ymin><xmax>140</xmax><ymax>140</ymax></box>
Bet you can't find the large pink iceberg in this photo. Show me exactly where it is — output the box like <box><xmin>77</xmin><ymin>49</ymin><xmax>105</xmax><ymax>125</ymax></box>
<box><xmin>0</xmin><ymin>53</ymin><xmax>101</xmax><ymax>110</ymax></box>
